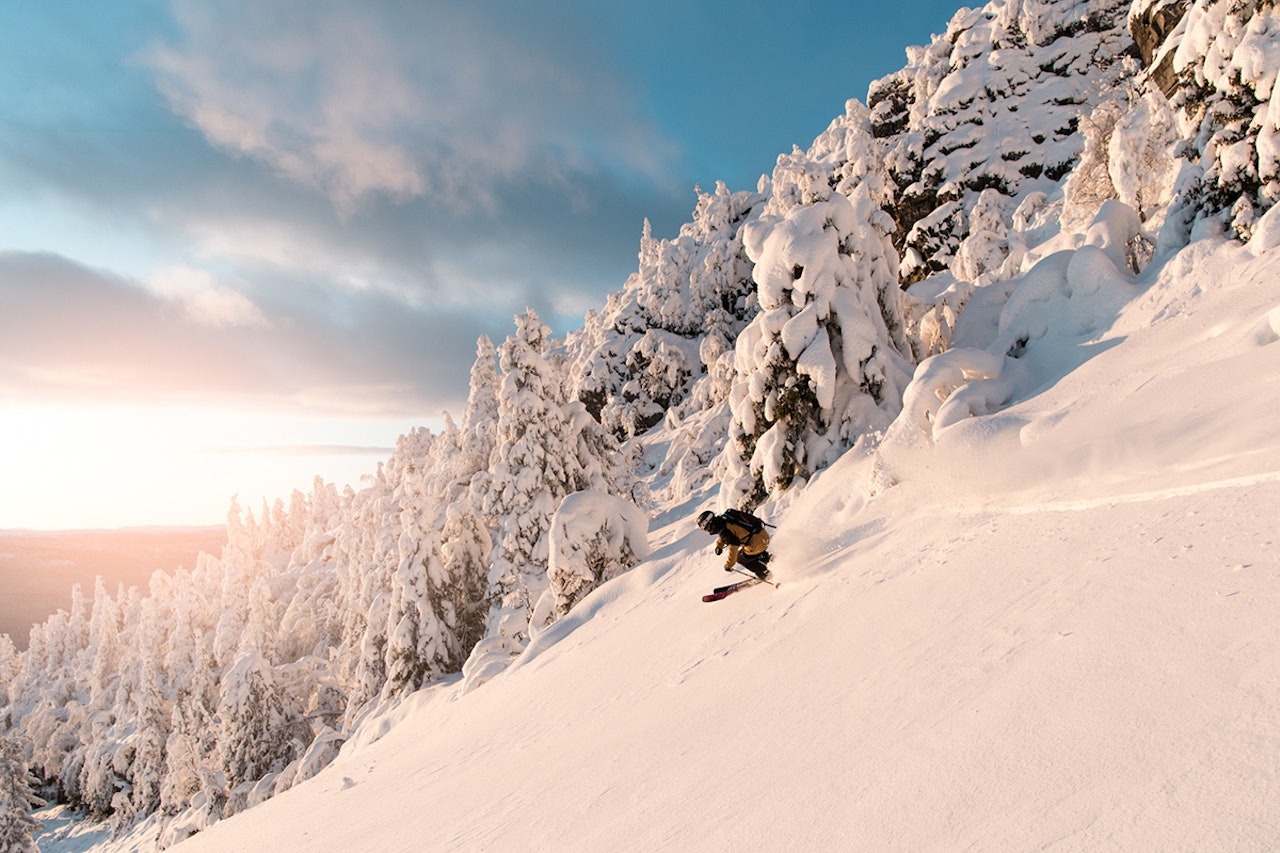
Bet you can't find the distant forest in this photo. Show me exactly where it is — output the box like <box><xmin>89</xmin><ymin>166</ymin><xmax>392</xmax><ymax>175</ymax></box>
<box><xmin>0</xmin><ymin>528</ymin><xmax>225</xmax><ymax>649</ymax></box>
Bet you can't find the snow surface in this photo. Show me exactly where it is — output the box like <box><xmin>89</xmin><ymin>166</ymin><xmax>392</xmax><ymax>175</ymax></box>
<box><xmin>46</xmin><ymin>208</ymin><xmax>1278</xmax><ymax>852</ymax></box>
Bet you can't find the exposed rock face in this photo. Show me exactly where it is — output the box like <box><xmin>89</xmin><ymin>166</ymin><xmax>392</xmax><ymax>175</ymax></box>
<box><xmin>1128</xmin><ymin>0</ymin><xmax>1191</xmax><ymax>95</ymax></box>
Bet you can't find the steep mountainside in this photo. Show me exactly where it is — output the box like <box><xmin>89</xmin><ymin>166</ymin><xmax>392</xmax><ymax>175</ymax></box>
<box><xmin>7</xmin><ymin>0</ymin><xmax>1280</xmax><ymax>848</ymax></box>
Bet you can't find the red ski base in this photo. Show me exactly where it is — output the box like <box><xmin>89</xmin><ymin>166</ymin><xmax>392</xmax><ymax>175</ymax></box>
<box><xmin>702</xmin><ymin>578</ymin><xmax>762</xmax><ymax>602</ymax></box>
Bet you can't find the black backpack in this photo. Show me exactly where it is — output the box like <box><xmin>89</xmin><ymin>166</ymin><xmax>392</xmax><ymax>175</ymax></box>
<box><xmin>720</xmin><ymin>508</ymin><xmax>765</xmax><ymax>539</ymax></box>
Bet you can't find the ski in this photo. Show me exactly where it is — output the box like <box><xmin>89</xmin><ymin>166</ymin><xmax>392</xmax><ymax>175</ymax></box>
<box><xmin>702</xmin><ymin>578</ymin><xmax>762</xmax><ymax>602</ymax></box>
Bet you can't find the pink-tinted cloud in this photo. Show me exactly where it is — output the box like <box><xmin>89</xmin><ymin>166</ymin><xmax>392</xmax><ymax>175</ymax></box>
<box><xmin>0</xmin><ymin>250</ymin><xmax>477</xmax><ymax>417</ymax></box>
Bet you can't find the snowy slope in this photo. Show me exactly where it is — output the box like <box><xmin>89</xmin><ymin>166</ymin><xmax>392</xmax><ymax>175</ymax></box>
<box><xmin>130</xmin><ymin>214</ymin><xmax>1280</xmax><ymax>851</ymax></box>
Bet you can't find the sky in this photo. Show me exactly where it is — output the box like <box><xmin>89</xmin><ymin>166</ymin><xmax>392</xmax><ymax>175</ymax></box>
<box><xmin>0</xmin><ymin>0</ymin><xmax>961</xmax><ymax>529</ymax></box>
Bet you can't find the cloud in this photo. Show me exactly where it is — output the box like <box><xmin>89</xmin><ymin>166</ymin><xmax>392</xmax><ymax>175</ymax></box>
<box><xmin>0</xmin><ymin>0</ymin><xmax>696</xmax><ymax>347</ymax></box>
<box><xmin>0</xmin><ymin>250</ymin><xmax>480</xmax><ymax>418</ymax></box>
<box><xmin>146</xmin><ymin>0</ymin><xmax>680</xmax><ymax>214</ymax></box>
<box><xmin>0</xmin><ymin>1</ymin><xmax>702</xmax><ymax>430</ymax></box>
<box><xmin>145</xmin><ymin>265</ymin><xmax>269</xmax><ymax>327</ymax></box>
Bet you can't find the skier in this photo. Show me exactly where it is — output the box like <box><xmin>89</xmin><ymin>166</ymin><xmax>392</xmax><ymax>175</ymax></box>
<box><xmin>697</xmin><ymin>509</ymin><xmax>772</xmax><ymax>580</ymax></box>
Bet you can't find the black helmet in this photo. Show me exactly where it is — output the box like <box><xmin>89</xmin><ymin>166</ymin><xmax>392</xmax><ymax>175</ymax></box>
<box><xmin>696</xmin><ymin>510</ymin><xmax>716</xmax><ymax>532</ymax></box>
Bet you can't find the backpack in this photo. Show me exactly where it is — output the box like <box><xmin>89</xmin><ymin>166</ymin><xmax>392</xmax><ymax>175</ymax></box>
<box><xmin>721</xmin><ymin>508</ymin><xmax>765</xmax><ymax>538</ymax></box>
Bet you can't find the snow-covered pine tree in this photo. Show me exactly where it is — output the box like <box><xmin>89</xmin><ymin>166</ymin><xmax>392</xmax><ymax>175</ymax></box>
<box><xmin>160</xmin><ymin>589</ymin><xmax>218</xmax><ymax>817</ymax></box>
<box><xmin>0</xmin><ymin>735</ymin><xmax>43</xmax><ymax>853</ymax></box>
<box><xmin>85</xmin><ymin>577</ymin><xmax>121</xmax><ymax>714</ymax></box>
<box><xmin>477</xmin><ymin>310</ymin><xmax>571</xmax><ymax>660</ymax></box>
<box><xmin>15</xmin><ymin>622</ymin><xmax>64</xmax><ymax>790</ymax></box>
<box><xmin>724</xmin><ymin>104</ymin><xmax>915</xmax><ymax>507</ymax></box>
<box><xmin>78</xmin><ymin>573</ymin><xmax>167</xmax><ymax>818</ymax></box>
<box><xmin>338</xmin><ymin>466</ymin><xmax>399</xmax><ymax>720</ymax></box>
<box><xmin>0</xmin><ymin>635</ymin><xmax>17</xmax><ymax>721</ymax></box>
<box><xmin>396</xmin><ymin>336</ymin><xmax>501</xmax><ymax>673</ymax></box>
<box><xmin>867</xmin><ymin>0</ymin><xmax>1136</xmax><ymax>286</ymax></box>
<box><xmin>381</xmin><ymin>432</ymin><xmax>452</xmax><ymax>700</ymax></box>
<box><xmin>24</xmin><ymin>603</ymin><xmax>90</xmax><ymax>810</ymax></box>
<box><xmin>63</xmin><ymin>583</ymin><xmax>90</xmax><ymax>673</ymax></box>
<box><xmin>566</xmin><ymin>183</ymin><xmax>763</xmax><ymax>439</ymax></box>
<box><xmin>436</xmin><ymin>500</ymin><xmax>491</xmax><ymax>661</ymax></box>
<box><xmin>127</xmin><ymin>595</ymin><xmax>170</xmax><ymax>818</ymax></box>
<box><xmin>546</xmin><ymin>491</ymin><xmax>650</xmax><ymax>620</ymax></box>
<box><xmin>457</xmin><ymin>336</ymin><xmax>500</xmax><ymax>507</ymax></box>
<box><xmin>213</xmin><ymin>500</ymin><xmax>256</xmax><ymax>672</ymax></box>
<box><xmin>214</xmin><ymin>650</ymin><xmax>305</xmax><ymax>813</ymax></box>
<box><xmin>465</xmin><ymin>309</ymin><xmax>646</xmax><ymax>683</ymax></box>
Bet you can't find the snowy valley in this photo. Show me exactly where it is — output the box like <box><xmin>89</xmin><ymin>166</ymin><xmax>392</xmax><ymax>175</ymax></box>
<box><xmin>4</xmin><ymin>0</ymin><xmax>1280</xmax><ymax>849</ymax></box>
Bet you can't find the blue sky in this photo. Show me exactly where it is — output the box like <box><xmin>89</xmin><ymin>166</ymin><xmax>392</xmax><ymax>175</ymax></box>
<box><xmin>0</xmin><ymin>0</ymin><xmax>962</xmax><ymax>528</ymax></box>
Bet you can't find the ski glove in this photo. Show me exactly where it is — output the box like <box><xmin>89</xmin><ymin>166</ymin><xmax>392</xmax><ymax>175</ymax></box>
<box><xmin>715</xmin><ymin>544</ymin><xmax>724</xmax><ymax>556</ymax></box>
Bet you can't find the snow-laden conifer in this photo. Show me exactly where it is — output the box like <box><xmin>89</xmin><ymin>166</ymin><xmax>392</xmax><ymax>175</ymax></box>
<box><xmin>126</xmin><ymin>595</ymin><xmax>169</xmax><ymax>819</ymax></box>
<box><xmin>0</xmin><ymin>735</ymin><xmax>42</xmax><ymax>853</ymax></box>
<box><xmin>159</xmin><ymin>599</ymin><xmax>212</xmax><ymax>816</ymax></box>
<box><xmin>436</xmin><ymin>501</ymin><xmax>491</xmax><ymax>659</ymax></box>
<box><xmin>868</xmin><ymin>0</ymin><xmax>1135</xmax><ymax>285</ymax></box>
<box><xmin>546</xmin><ymin>491</ymin><xmax>651</xmax><ymax>620</ymax></box>
<box><xmin>458</xmin><ymin>335</ymin><xmax>500</xmax><ymax>505</ymax></box>
<box><xmin>0</xmin><ymin>635</ymin><xmax>17</xmax><ymax>720</ymax></box>
<box><xmin>215</xmin><ymin>650</ymin><xmax>304</xmax><ymax>813</ymax></box>
<box><xmin>1154</xmin><ymin>0</ymin><xmax>1280</xmax><ymax>239</ymax></box>
<box><xmin>464</xmin><ymin>309</ymin><xmax>645</xmax><ymax>686</ymax></box>
<box><xmin>382</xmin><ymin>451</ymin><xmax>450</xmax><ymax>699</ymax></box>
<box><xmin>476</xmin><ymin>310</ymin><xmax>569</xmax><ymax>663</ymax></box>
<box><xmin>567</xmin><ymin>184</ymin><xmax>763</xmax><ymax>439</ymax></box>
<box><xmin>724</xmin><ymin>105</ymin><xmax>914</xmax><ymax>506</ymax></box>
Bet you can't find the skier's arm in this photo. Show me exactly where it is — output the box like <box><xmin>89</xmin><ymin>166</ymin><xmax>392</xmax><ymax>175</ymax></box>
<box><xmin>723</xmin><ymin>541</ymin><xmax>741</xmax><ymax>569</ymax></box>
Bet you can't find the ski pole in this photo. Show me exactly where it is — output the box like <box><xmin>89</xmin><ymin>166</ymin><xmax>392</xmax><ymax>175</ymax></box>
<box><xmin>731</xmin><ymin>567</ymin><xmax>779</xmax><ymax>588</ymax></box>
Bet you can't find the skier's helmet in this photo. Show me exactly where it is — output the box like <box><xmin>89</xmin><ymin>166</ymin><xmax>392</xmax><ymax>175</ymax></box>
<box><xmin>697</xmin><ymin>510</ymin><xmax>716</xmax><ymax>532</ymax></box>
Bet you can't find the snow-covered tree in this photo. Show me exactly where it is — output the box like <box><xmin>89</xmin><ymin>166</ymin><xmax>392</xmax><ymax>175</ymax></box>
<box><xmin>725</xmin><ymin>108</ymin><xmax>915</xmax><ymax>506</ymax></box>
<box><xmin>479</xmin><ymin>310</ymin><xmax>570</xmax><ymax>657</ymax></box>
<box><xmin>0</xmin><ymin>735</ymin><xmax>43</xmax><ymax>853</ymax></box>
<box><xmin>465</xmin><ymin>309</ymin><xmax>645</xmax><ymax>686</ymax></box>
<box><xmin>84</xmin><ymin>577</ymin><xmax>122</xmax><ymax>713</ymax></box>
<box><xmin>1153</xmin><ymin>0</ymin><xmax>1280</xmax><ymax>240</ymax></box>
<box><xmin>215</xmin><ymin>651</ymin><xmax>304</xmax><ymax>804</ymax></box>
<box><xmin>436</xmin><ymin>501</ymin><xmax>491</xmax><ymax>659</ymax></box>
<box><xmin>567</xmin><ymin>184</ymin><xmax>763</xmax><ymax>439</ymax></box>
<box><xmin>545</xmin><ymin>491</ymin><xmax>651</xmax><ymax>620</ymax></box>
<box><xmin>381</xmin><ymin>488</ymin><xmax>450</xmax><ymax>700</ymax></box>
<box><xmin>214</xmin><ymin>502</ymin><xmax>256</xmax><ymax>671</ymax></box>
<box><xmin>457</xmin><ymin>335</ymin><xmax>500</xmax><ymax>505</ymax></box>
<box><xmin>868</xmin><ymin>0</ymin><xmax>1136</xmax><ymax>285</ymax></box>
<box><xmin>129</xmin><ymin>601</ymin><xmax>169</xmax><ymax>818</ymax></box>
<box><xmin>161</xmin><ymin>602</ymin><xmax>217</xmax><ymax>816</ymax></box>
<box><xmin>0</xmin><ymin>635</ymin><xmax>19</xmax><ymax>721</ymax></box>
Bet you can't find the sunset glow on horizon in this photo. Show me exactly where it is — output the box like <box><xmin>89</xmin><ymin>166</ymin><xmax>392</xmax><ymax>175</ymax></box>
<box><xmin>1</xmin><ymin>402</ymin><xmax>421</xmax><ymax>530</ymax></box>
